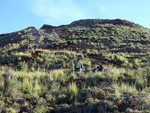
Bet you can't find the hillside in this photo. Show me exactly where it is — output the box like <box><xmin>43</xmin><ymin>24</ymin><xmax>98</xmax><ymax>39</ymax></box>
<box><xmin>1</xmin><ymin>19</ymin><xmax>150</xmax><ymax>68</ymax></box>
<box><xmin>0</xmin><ymin>19</ymin><xmax>150</xmax><ymax>112</ymax></box>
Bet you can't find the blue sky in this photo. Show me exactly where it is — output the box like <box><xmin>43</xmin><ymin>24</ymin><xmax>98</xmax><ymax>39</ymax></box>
<box><xmin>0</xmin><ymin>0</ymin><xmax>150</xmax><ymax>34</ymax></box>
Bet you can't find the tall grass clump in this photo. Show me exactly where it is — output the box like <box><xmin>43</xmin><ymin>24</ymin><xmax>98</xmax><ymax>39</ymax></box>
<box><xmin>69</xmin><ymin>83</ymin><xmax>78</xmax><ymax>98</ymax></box>
<box><xmin>71</xmin><ymin>59</ymin><xmax>74</xmax><ymax>70</ymax></box>
<box><xmin>0</xmin><ymin>70</ymin><xmax>4</xmax><ymax>91</ymax></box>
<box><xmin>119</xmin><ymin>83</ymin><xmax>138</xmax><ymax>93</ymax></box>
<box><xmin>142</xmin><ymin>88</ymin><xmax>150</xmax><ymax>107</ymax></box>
<box><xmin>95</xmin><ymin>72</ymin><xmax>107</xmax><ymax>82</ymax></box>
<box><xmin>105</xmin><ymin>67</ymin><xmax>123</xmax><ymax>82</ymax></box>
<box><xmin>32</xmin><ymin>79</ymin><xmax>41</xmax><ymax>96</ymax></box>
<box><xmin>0</xmin><ymin>79</ymin><xmax>4</xmax><ymax>94</ymax></box>
<box><xmin>77</xmin><ymin>72</ymin><xmax>87</xmax><ymax>79</ymax></box>
<box><xmin>33</xmin><ymin>106</ymin><xmax>48</xmax><ymax>113</ymax></box>
<box><xmin>114</xmin><ymin>89</ymin><xmax>121</xmax><ymax>99</ymax></box>
<box><xmin>5</xmin><ymin>67</ymin><xmax>16</xmax><ymax>78</ymax></box>
<box><xmin>69</xmin><ymin>72</ymin><xmax>78</xmax><ymax>81</ymax></box>
<box><xmin>63</xmin><ymin>83</ymin><xmax>78</xmax><ymax>100</ymax></box>
<box><xmin>21</xmin><ymin>78</ymin><xmax>32</xmax><ymax>94</ymax></box>
<box><xmin>52</xmin><ymin>70</ymin><xmax>66</xmax><ymax>82</ymax></box>
<box><xmin>61</xmin><ymin>87</ymin><xmax>71</xmax><ymax>99</ymax></box>
<box><xmin>113</xmin><ymin>84</ymin><xmax>122</xmax><ymax>99</ymax></box>
<box><xmin>6</xmin><ymin>79</ymin><xmax>22</xmax><ymax>96</ymax></box>
<box><xmin>50</xmin><ymin>82</ymin><xmax>60</xmax><ymax>90</ymax></box>
<box><xmin>135</xmin><ymin>78</ymin><xmax>145</xmax><ymax>91</ymax></box>
<box><xmin>17</xmin><ymin>61</ymin><xmax>28</xmax><ymax>71</ymax></box>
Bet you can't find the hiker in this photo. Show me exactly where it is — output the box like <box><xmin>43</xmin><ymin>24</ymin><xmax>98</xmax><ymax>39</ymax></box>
<box><xmin>97</xmin><ymin>62</ymin><xmax>103</xmax><ymax>72</ymax></box>
<box><xmin>74</xmin><ymin>59</ymin><xmax>83</xmax><ymax>72</ymax></box>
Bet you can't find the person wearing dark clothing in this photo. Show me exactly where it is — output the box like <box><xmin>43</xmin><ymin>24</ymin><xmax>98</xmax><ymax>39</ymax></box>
<box><xmin>97</xmin><ymin>62</ymin><xmax>103</xmax><ymax>72</ymax></box>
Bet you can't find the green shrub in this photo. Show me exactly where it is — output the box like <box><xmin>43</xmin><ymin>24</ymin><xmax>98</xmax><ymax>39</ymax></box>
<box><xmin>135</xmin><ymin>79</ymin><xmax>145</xmax><ymax>91</ymax></box>
<box><xmin>107</xmin><ymin>68</ymin><xmax>121</xmax><ymax>82</ymax></box>
<box><xmin>61</xmin><ymin>87</ymin><xmax>71</xmax><ymax>98</ymax></box>
<box><xmin>65</xmin><ymin>27</ymin><xmax>71</xmax><ymax>31</ymax></box>
<box><xmin>50</xmin><ymin>82</ymin><xmax>60</xmax><ymax>90</ymax></box>
<box><xmin>6</xmin><ymin>108</ymin><xmax>17</xmax><ymax>113</ymax></box>
<box><xmin>95</xmin><ymin>72</ymin><xmax>107</xmax><ymax>82</ymax></box>
<box><xmin>113</xmin><ymin>54</ymin><xmax>128</xmax><ymax>66</ymax></box>
<box><xmin>0</xmin><ymin>79</ymin><xmax>4</xmax><ymax>91</ymax></box>
<box><xmin>72</xmin><ymin>40</ymin><xmax>77</xmax><ymax>44</ymax></box>
<box><xmin>62</xmin><ymin>83</ymin><xmax>78</xmax><ymax>100</ymax></box>
<box><xmin>133</xmin><ymin>59</ymin><xmax>140</xmax><ymax>67</ymax></box>
<box><xmin>36</xmin><ymin>57</ymin><xmax>43</xmax><ymax>62</ymax></box>
<box><xmin>52</xmin><ymin>70</ymin><xmax>65</xmax><ymax>82</ymax></box>
<box><xmin>5</xmin><ymin>80</ymin><xmax>22</xmax><ymax>96</ymax></box>
<box><xmin>68</xmin><ymin>83</ymin><xmax>78</xmax><ymax>99</ymax></box>
<box><xmin>21</xmin><ymin>78</ymin><xmax>32</xmax><ymax>94</ymax></box>
<box><xmin>114</xmin><ymin>89</ymin><xmax>121</xmax><ymax>99</ymax></box>
<box><xmin>0</xmin><ymin>100</ymin><xmax>5</xmax><ymax>109</ymax></box>
<box><xmin>52</xmin><ymin>97</ymin><xmax>57</xmax><ymax>106</ymax></box>
<box><xmin>77</xmin><ymin>72</ymin><xmax>87</xmax><ymax>79</ymax></box>
<box><xmin>67</xmin><ymin>40</ymin><xmax>72</xmax><ymax>44</ymax></box>
<box><xmin>104</xmin><ymin>57</ymin><xmax>111</xmax><ymax>61</ymax></box>
<box><xmin>71</xmin><ymin>60</ymin><xmax>74</xmax><ymax>70</ymax></box>
<box><xmin>33</xmin><ymin>106</ymin><xmax>48</xmax><ymax>113</ymax></box>
<box><xmin>69</xmin><ymin>72</ymin><xmax>78</xmax><ymax>80</ymax></box>
<box><xmin>120</xmin><ymin>83</ymin><xmax>137</xmax><ymax>93</ymax></box>
<box><xmin>129</xmin><ymin>63</ymin><xmax>134</xmax><ymax>68</ymax></box>
<box><xmin>33</xmin><ymin>79</ymin><xmax>41</xmax><ymax>96</ymax></box>
<box><xmin>17</xmin><ymin>61</ymin><xmax>28</xmax><ymax>71</ymax></box>
<box><xmin>87</xmin><ymin>61</ymin><xmax>92</xmax><ymax>67</ymax></box>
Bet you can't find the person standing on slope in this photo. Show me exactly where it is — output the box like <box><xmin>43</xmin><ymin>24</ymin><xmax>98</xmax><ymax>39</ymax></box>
<box><xmin>74</xmin><ymin>59</ymin><xmax>83</xmax><ymax>72</ymax></box>
<box><xmin>97</xmin><ymin>62</ymin><xmax>103</xmax><ymax>72</ymax></box>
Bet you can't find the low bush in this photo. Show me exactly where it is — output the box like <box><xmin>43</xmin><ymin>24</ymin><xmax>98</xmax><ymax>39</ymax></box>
<box><xmin>21</xmin><ymin>78</ymin><xmax>32</xmax><ymax>94</ymax></box>
<box><xmin>17</xmin><ymin>61</ymin><xmax>28</xmax><ymax>71</ymax></box>
<box><xmin>135</xmin><ymin>79</ymin><xmax>145</xmax><ymax>91</ymax></box>
<box><xmin>68</xmin><ymin>83</ymin><xmax>78</xmax><ymax>99</ymax></box>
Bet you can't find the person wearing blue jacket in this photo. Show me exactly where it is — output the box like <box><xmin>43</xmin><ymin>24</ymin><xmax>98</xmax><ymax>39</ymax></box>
<box><xmin>74</xmin><ymin>59</ymin><xmax>83</xmax><ymax>72</ymax></box>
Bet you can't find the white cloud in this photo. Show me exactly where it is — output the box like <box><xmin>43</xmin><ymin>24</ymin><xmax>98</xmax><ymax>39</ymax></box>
<box><xmin>31</xmin><ymin>0</ymin><xmax>85</xmax><ymax>24</ymax></box>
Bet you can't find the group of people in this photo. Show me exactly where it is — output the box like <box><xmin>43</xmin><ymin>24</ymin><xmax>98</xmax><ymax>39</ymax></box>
<box><xmin>74</xmin><ymin>59</ymin><xmax>103</xmax><ymax>72</ymax></box>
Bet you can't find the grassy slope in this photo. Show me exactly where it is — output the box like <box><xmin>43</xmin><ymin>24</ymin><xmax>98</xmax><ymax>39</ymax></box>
<box><xmin>0</xmin><ymin>19</ymin><xmax>150</xmax><ymax>112</ymax></box>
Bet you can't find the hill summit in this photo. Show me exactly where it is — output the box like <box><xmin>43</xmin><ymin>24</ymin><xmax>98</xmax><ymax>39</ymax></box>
<box><xmin>68</xmin><ymin>19</ymin><xmax>140</xmax><ymax>28</ymax></box>
<box><xmin>40</xmin><ymin>19</ymin><xmax>141</xmax><ymax>31</ymax></box>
